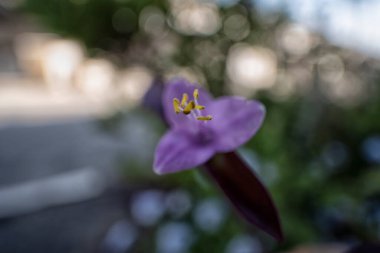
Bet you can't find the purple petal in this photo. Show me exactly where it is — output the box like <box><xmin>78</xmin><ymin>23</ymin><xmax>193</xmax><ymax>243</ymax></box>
<box><xmin>207</xmin><ymin>97</ymin><xmax>265</xmax><ymax>152</ymax></box>
<box><xmin>163</xmin><ymin>79</ymin><xmax>213</xmax><ymax>128</ymax></box>
<box><xmin>205</xmin><ymin>152</ymin><xmax>283</xmax><ymax>241</ymax></box>
<box><xmin>154</xmin><ymin>129</ymin><xmax>215</xmax><ymax>174</ymax></box>
<box><xmin>142</xmin><ymin>78</ymin><xmax>165</xmax><ymax>119</ymax></box>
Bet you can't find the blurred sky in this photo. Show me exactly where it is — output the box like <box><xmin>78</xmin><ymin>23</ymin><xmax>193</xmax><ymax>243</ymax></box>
<box><xmin>253</xmin><ymin>0</ymin><xmax>380</xmax><ymax>58</ymax></box>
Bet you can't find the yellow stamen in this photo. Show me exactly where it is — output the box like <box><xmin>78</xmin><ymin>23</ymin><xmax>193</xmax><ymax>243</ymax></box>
<box><xmin>193</xmin><ymin>89</ymin><xmax>199</xmax><ymax>100</ymax></box>
<box><xmin>197</xmin><ymin>115</ymin><xmax>213</xmax><ymax>121</ymax></box>
<box><xmin>173</xmin><ymin>89</ymin><xmax>213</xmax><ymax>121</ymax></box>
<box><xmin>183</xmin><ymin>101</ymin><xmax>195</xmax><ymax>115</ymax></box>
<box><xmin>181</xmin><ymin>93</ymin><xmax>188</xmax><ymax>107</ymax></box>
<box><xmin>173</xmin><ymin>98</ymin><xmax>181</xmax><ymax>114</ymax></box>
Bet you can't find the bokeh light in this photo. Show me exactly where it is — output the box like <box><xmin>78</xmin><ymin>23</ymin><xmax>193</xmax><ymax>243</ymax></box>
<box><xmin>169</xmin><ymin>0</ymin><xmax>221</xmax><ymax>36</ymax></box>
<box><xmin>131</xmin><ymin>190</ymin><xmax>165</xmax><ymax>227</ymax></box>
<box><xmin>223</xmin><ymin>14</ymin><xmax>250</xmax><ymax>41</ymax></box>
<box><xmin>139</xmin><ymin>6</ymin><xmax>167</xmax><ymax>36</ymax></box>
<box><xmin>14</xmin><ymin>33</ymin><xmax>55</xmax><ymax>78</ymax></box>
<box><xmin>227</xmin><ymin>44</ymin><xmax>277</xmax><ymax>96</ymax></box>
<box><xmin>277</xmin><ymin>23</ymin><xmax>313</xmax><ymax>57</ymax></box>
<box><xmin>41</xmin><ymin>39</ymin><xmax>84</xmax><ymax>92</ymax></box>
<box><xmin>76</xmin><ymin>58</ymin><xmax>116</xmax><ymax>101</ymax></box>
<box><xmin>117</xmin><ymin>66</ymin><xmax>153</xmax><ymax>107</ymax></box>
<box><xmin>156</xmin><ymin>222</ymin><xmax>194</xmax><ymax>253</ymax></box>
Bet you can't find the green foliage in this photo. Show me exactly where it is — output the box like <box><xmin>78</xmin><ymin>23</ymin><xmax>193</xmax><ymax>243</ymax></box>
<box><xmin>22</xmin><ymin>0</ymin><xmax>166</xmax><ymax>49</ymax></box>
<box><xmin>247</xmin><ymin>80</ymin><xmax>380</xmax><ymax>247</ymax></box>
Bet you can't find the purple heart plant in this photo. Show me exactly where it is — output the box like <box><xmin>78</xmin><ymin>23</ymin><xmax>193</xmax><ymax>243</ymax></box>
<box><xmin>154</xmin><ymin>79</ymin><xmax>265</xmax><ymax>174</ymax></box>
<box><xmin>153</xmin><ymin>79</ymin><xmax>283</xmax><ymax>241</ymax></box>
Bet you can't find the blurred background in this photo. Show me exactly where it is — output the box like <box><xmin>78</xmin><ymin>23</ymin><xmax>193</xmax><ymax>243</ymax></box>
<box><xmin>0</xmin><ymin>0</ymin><xmax>380</xmax><ymax>252</ymax></box>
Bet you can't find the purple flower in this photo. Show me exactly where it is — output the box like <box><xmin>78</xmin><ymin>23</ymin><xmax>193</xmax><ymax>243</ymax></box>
<box><xmin>154</xmin><ymin>79</ymin><xmax>265</xmax><ymax>174</ymax></box>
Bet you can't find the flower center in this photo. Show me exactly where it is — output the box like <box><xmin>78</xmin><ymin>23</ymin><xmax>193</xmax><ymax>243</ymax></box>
<box><xmin>172</xmin><ymin>89</ymin><xmax>212</xmax><ymax>121</ymax></box>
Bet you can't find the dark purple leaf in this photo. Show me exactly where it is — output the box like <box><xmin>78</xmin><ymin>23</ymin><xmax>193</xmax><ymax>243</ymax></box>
<box><xmin>204</xmin><ymin>152</ymin><xmax>283</xmax><ymax>241</ymax></box>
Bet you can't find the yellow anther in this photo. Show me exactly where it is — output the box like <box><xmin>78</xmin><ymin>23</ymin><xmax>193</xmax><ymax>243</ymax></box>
<box><xmin>173</xmin><ymin>89</ymin><xmax>212</xmax><ymax>120</ymax></box>
<box><xmin>193</xmin><ymin>89</ymin><xmax>199</xmax><ymax>100</ymax></box>
<box><xmin>197</xmin><ymin>115</ymin><xmax>213</xmax><ymax>121</ymax></box>
<box><xmin>173</xmin><ymin>98</ymin><xmax>181</xmax><ymax>114</ymax></box>
<box><xmin>181</xmin><ymin>93</ymin><xmax>189</xmax><ymax>107</ymax></box>
<box><xmin>183</xmin><ymin>101</ymin><xmax>195</xmax><ymax>115</ymax></box>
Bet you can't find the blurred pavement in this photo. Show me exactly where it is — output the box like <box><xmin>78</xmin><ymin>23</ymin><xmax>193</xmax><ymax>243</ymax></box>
<box><xmin>0</xmin><ymin>110</ymin><xmax>134</xmax><ymax>252</ymax></box>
